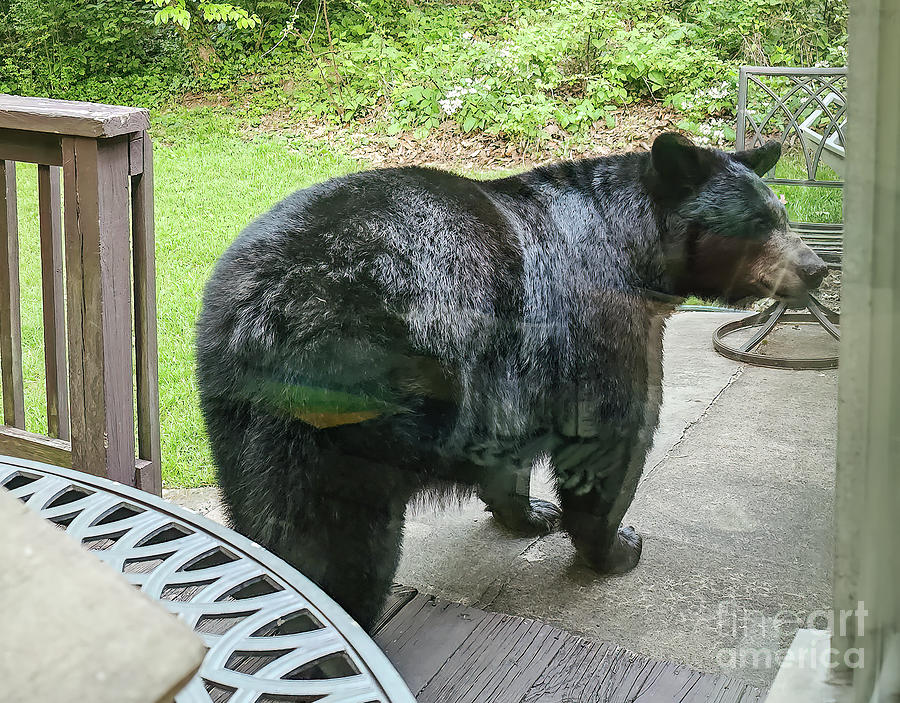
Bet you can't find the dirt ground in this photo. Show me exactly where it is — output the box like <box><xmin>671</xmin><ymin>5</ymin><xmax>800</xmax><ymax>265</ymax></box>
<box><xmin>814</xmin><ymin>269</ymin><xmax>841</xmax><ymax>313</ymax></box>
<box><xmin>243</xmin><ymin>99</ymin><xmax>684</xmax><ymax>171</ymax></box>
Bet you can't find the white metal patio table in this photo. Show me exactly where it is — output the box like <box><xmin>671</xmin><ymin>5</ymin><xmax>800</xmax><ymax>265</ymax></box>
<box><xmin>0</xmin><ymin>454</ymin><xmax>416</xmax><ymax>703</ymax></box>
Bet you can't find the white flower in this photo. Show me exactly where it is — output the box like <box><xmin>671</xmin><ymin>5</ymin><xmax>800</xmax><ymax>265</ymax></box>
<box><xmin>462</xmin><ymin>31</ymin><xmax>473</xmax><ymax>41</ymax></box>
<box><xmin>439</xmin><ymin>83</ymin><xmax>479</xmax><ymax>115</ymax></box>
<box><xmin>701</xmin><ymin>82</ymin><xmax>731</xmax><ymax>101</ymax></box>
<box><xmin>496</xmin><ymin>40</ymin><xmax>516</xmax><ymax>59</ymax></box>
<box><xmin>439</xmin><ymin>97</ymin><xmax>464</xmax><ymax>115</ymax></box>
<box><xmin>444</xmin><ymin>84</ymin><xmax>479</xmax><ymax>103</ymax></box>
<box><xmin>778</xmin><ymin>193</ymin><xmax>788</xmax><ymax>205</ymax></box>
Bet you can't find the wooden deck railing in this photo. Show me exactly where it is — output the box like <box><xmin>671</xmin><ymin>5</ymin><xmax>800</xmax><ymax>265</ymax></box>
<box><xmin>0</xmin><ymin>95</ymin><xmax>161</xmax><ymax>494</ymax></box>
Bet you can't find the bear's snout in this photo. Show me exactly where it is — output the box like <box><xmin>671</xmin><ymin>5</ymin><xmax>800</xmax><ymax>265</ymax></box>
<box><xmin>796</xmin><ymin>252</ymin><xmax>828</xmax><ymax>290</ymax></box>
<box><xmin>753</xmin><ymin>233</ymin><xmax>829</xmax><ymax>299</ymax></box>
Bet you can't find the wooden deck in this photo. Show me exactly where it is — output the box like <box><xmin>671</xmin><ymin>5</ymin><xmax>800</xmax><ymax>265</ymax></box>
<box><xmin>373</xmin><ymin>586</ymin><xmax>767</xmax><ymax>703</ymax></box>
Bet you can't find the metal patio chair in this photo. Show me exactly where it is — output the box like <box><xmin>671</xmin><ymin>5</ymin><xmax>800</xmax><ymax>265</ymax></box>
<box><xmin>713</xmin><ymin>66</ymin><xmax>846</xmax><ymax>370</ymax></box>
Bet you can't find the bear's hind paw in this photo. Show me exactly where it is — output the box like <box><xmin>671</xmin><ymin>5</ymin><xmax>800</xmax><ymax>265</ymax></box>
<box><xmin>490</xmin><ymin>498</ymin><xmax>562</xmax><ymax>536</ymax></box>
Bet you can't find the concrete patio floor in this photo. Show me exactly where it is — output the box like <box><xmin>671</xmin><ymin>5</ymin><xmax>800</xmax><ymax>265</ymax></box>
<box><xmin>167</xmin><ymin>310</ymin><xmax>838</xmax><ymax>689</ymax></box>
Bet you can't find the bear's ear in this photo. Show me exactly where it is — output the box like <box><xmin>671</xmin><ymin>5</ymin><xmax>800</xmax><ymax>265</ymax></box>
<box><xmin>732</xmin><ymin>140</ymin><xmax>782</xmax><ymax>177</ymax></box>
<box><xmin>650</xmin><ymin>132</ymin><xmax>715</xmax><ymax>188</ymax></box>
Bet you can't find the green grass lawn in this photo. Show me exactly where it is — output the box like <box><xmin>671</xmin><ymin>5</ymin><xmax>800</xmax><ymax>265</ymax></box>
<box><xmin>6</xmin><ymin>114</ymin><xmax>841</xmax><ymax>487</ymax></box>
<box><xmin>770</xmin><ymin>145</ymin><xmax>843</xmax><ymax>224</ymax></box>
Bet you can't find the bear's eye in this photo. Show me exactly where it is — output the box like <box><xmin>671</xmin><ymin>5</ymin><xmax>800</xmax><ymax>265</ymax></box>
<box><xmin>747</xmin><ymin>214</ymin><xmax>775</xmax><ymax>239</ymax></box>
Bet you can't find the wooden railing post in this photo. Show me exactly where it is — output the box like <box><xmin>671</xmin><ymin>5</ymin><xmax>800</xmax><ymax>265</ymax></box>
<box><xmin>61</xmin><ymin>135</ymin><xmax>136</xmax><ymax>487</ymax></box>
<box><xmin>0</xmin><ymin>159</ymin><xmax>24</xmax><ymax>429</ymax></box>
<box><xmin>0</xmin><ymin>96</ymin><xmax>161</xmax><ymax>493</ymax></box>
<box><xmin>37</xmin><ymin>164</ymin><xmax>69</xmax><ymax>441</ymax></box>
<box><xmin>131</xmin><ymin>131</ymin><xmax>161</xmax><ymax>496</ymax></box>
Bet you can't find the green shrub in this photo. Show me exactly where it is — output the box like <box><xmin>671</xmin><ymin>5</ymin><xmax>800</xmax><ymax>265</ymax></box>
<box><xmin>0</xmin><ymin>0</ymin><xmax>184</xmax><ymax>101</ymax></box>
<box><xmin>0</xmin><ymin>0</ymin><xmax>848</xmax><ymax>140</ymax></box>
<box><xmin>238</xmin><ymin>0</ymin><xmax>846</xmax><ymax>139</ymax></box>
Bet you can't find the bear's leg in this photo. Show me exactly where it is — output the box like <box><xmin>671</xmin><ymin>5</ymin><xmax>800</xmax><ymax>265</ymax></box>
<box><xmin>477</xmin><ymin>461</ymin><xmax>561</xmax><ymax>535</ymax></box>
<box><xmin>271</xmin><ymin>464</ymin><xmax>409</xmax><ymax>632</ymax></box>
<box><xmin>211</xmin><ymin>405</ymin><xmax>413</xmax><ymax>632</ymax></box>
<box><xmin>553</xmin><ymin>437</ymin><xmax>644</xmax><ymax>574</ymax></box>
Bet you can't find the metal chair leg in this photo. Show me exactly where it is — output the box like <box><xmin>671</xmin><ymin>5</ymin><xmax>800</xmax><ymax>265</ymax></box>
<box><xmin>712</xmin><ymin>293</ymin><xmax>840</xmax><ymax>370</ymax></box>
<box><xmin>739</xmin><ymin>300</ymin><xmax>787</xmax><ymax>353</ymax></box>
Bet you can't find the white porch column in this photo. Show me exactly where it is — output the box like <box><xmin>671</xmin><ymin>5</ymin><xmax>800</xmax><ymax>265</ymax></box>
<box><xmin>834</xmin><ymin>0</ymin><xmax>900</xmax><ymax>701</ymax></box>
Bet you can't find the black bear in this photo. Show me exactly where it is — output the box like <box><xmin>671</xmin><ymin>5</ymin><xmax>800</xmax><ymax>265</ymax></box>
<box><xmin>196</xmin><ymin>133</ymin><xmax>827</xmax><ymax>630</ymax></box>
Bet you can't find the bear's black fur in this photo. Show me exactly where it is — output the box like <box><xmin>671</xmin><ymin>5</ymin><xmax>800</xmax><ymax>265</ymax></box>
<box><xmin>196</xmin><ymin>133</ymin><xmax>827</xmax><ymax>630</ymax></box>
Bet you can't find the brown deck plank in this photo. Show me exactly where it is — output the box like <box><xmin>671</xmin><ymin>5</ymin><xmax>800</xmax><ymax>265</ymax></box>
<box><xmin>521</xmin><ymin>637</ymin><xmax>616</xmax><ymax>703</ymax></box>
<box><xmin>374</xmin><ymin>594</ymin><xmax>488</xmax><ymax>695</ymax></box>
<box><xmin>523</xmin><ymin>638</ymin><xmax>767</xmax><ymax>703</ymax></box>
<box><xmin>681</xmin><ymin>672</ymin><xmax>768</xmax><ymax>703</ymax></box>
<box><xmin>377</xmin><ymin>589</ymin><xmax>768</xmax><ymax>703</ymax></box>
<box><xmin>373</xmin><ymin>583</ymin><xmax>419</xmax><ymax>634</ymax></box>
<box><xmin>419</xmin><ymin>614</ymin><xmax>568</xmax><ymax>703</ymax></box>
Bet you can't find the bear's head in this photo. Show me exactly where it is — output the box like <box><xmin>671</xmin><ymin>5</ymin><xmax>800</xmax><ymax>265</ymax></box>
<box><xmin>647</xmin><ymin>132</ymin><xmax>828</xmax><ymax>303</ymax></box>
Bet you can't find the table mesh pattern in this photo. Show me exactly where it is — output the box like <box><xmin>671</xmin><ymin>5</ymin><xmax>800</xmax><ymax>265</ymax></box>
<box><xmin>1</xmin><ymin>465</ymin><xmax>388</xmax><ymax>703</ymax></box>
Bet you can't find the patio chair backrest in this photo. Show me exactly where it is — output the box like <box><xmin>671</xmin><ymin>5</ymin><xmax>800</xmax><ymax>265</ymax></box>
<box><xmin>736</xmin><ymin>66</ymin><xmax>847</xmax><ymax>267</ymax></box>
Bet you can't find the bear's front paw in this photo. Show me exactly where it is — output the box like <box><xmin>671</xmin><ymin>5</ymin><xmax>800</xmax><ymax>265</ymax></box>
<box><xmin>490</xmin><ymin>498</ymin><xmax>562</xmax><ymax>536</ymax></box>
<box><xmin>580</xmin><ymin>525</ymin><xmax>642</xmax><ymax>574</ymax></box>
